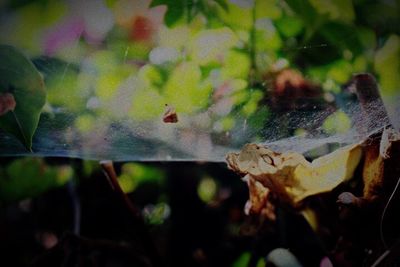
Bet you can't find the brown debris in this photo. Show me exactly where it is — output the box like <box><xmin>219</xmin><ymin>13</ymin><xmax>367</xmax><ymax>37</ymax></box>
<box><xmin>263</xmin><ymin>68</ymin><xmax>324</xmax><ymax>112</ymax></box>
<box><xmin>163</xmin><ymin>104</ymin><xmax>178</xmax><ymax>123</ymax></box>
<box><xmin>347</xmin><ymin>74</ymin><xmax>390</xmax><ymax>136</ymax></box>
<box><xmin>244</xmin><ymin>175</ymin><xmax>276</xmax><ymax>220</ymax></box>
<box><xmin>0</xmin><ymin>92</ymin><xmax>16</xmax><ymax>115</ymax></box>
<box><xmin>338</xmin><ymin>128</ymin><xmax>400</xmax><ymax>206</ymax></box>
<box><xmin>226</xmin><ymin>143</ymin><xmax>362</xmax><ymax>218</ymax></box>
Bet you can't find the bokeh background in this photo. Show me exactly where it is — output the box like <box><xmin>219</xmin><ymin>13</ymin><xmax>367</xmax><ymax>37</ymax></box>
<box><xmin>0</xmin><ymin>0</ymin><xmax>400</xmax><ymax>266</ymax></box>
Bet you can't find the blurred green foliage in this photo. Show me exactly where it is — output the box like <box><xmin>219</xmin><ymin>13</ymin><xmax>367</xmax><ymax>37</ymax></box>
<box><xmin>0</xmin><ymin>158</ymin><xmax>73</xmax><ymax>203</ymax></box>
<box><xmin>197</xmin><ymin>176</ymin><xmax>218</xmax><ymax>203</ymax></box>
<box><xmin>118</xmin><ymin>162</ymin><xmax>166</xmax><ymax>193</ymax></box>
<box><xmin>232</xmin><ymin>251</ymin><xmax>265</xmax><ymax>267</ymax></box>
<box><xmin>0</xmin><ymin>0</ymin><xmax>400</xmax><ymax>200</ymax></box>
<box><xmin>1</xmin><ymin>0</ymin><xmax>398</xmax><ymax>139</ymax></box>
<box><xmin>142</xmin><ymin>202</ymin><xmax>170</xmax><ymax>225</ymax></box>
<box><xmin>232</xmin><ymin>251</ymin><xmax>251</xmax><ymax>267</ymax></box>
<box><xmin>322</xmin><ymin>110</ymin><xmax>352</xmax><ymax>134</ymax></box>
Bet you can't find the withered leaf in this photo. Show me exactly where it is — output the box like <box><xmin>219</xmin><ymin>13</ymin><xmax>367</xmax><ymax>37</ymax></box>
<box><xmin>362</xmin><ymin>127</ymin><xmax>400</xmax><ymax>201</ymax></box>
<box><xmin>244</xmin><ymin>175</ymin><xmax>269</xmax><ymax>214</ymax></box>
<box><xmin>163</xmin><ymin>104</ymin><xmax>178</xmax><ymax>123</ymax></box>
<box><xmin>226</xmin><ymin>144</ymin><xmax>307</xmax><ymax>177</ymax></box>
<box><xmin>226</xmin><ymin>143</ymin><xmax>362</xmax><ymax>204</ymax></box>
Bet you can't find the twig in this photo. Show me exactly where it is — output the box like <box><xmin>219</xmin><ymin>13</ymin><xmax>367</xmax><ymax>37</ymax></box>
<box><xmin>67</xmin><ymin>179</ymin><xmax>81</xmax><ymax>235</ymax></box>
<box><xmin>249</xmin><ymin>0</ymin><xmax>257</xmax><ymax>87</ymax></box>
<box><xmin>379</xmin><ymin>175</ymin><xmax>400</xmax><ymax>249</ymax></box>
<box><xmin>100</xmin><ymin>160</ymin><xmax>163</xmax><ymax>267</ymax></box>
<box><xmin>371</xmin><ymin>249</ymin><xmax>390</xmax><ymax>267</ymax></box>
<box><xmin>100</xmin><ymin>160</ymin><xmax>142</xmax><ymax>218</ymax></box>
<box><xmin>351</xmin><ymin>73</ymin><xmax>391</xmax><ymax>136</ymax></box>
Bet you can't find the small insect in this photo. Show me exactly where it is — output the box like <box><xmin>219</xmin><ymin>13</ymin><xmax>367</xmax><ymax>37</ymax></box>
<box><xmin>163</xmin><ymin>104</ymin><xmax>178</xmax><ymax>123</ymax></box>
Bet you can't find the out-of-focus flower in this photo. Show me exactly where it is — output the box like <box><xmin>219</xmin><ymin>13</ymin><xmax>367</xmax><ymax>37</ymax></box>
<box><xmin>211</xmin><ymin>98</ymin><xmax>233</xmax><ymax>117</ymax></box>
<box><xmin>43</xmin><ymin>18</ymin><xmax>84</xmax><ymax>56</ymax></box>
<box><xmin>212</xmin><ymin>79</ymin><xmax>247</xmax><ymax>101</ymax></box>
<box><xmin>158</xmin><ymin>25</ymin><xmax>191</xmax><ymax>49</ymax></box>
<box><xmin>0</xmin><ymin>1</ymin><xmax>68</xmax><ymax>56</ymax></box>
<box><xmin>114</xmin><ymin>0</ymin><xmax>166</xmax><ymax>43</ymax></box>
<box><xmin>275</xmin><ymin>69</ymin><xmax>307</xmax><ymax>95</ymax></box>
<box><xmin>210</xmin><ymin>78</ymin><xmax>247</xmax><ymax>118</ymax></box>
<box><xmin>190</xmin><ymin>27</ymin><xmax>238</xmax><ymax>65</ymax></box>
<box><xmin>149</xmin><ymin>46</ymin><xmax>179</xmax><ymax>65</ymax></box>
<box><xmin>213</xmin><ymin>81</ymin><xmax>232</xmax><ymax>101</ymax></box>
<box><xmin>320</xmin><ymin>257</ymin><xmax>334</xmax><ymax>267</ymax></box>
<box><xmin>264</xmin><ymin>68</ymin><xmax>323</xmax><ymax>111</ymax></box>
<box><xmin>44</xmin><ymin>0</ymin><xmax>114</xmax><ymax>56</ymax></box>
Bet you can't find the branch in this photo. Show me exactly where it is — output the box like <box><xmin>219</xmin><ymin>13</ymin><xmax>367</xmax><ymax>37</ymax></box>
<box><xmin>351</xmin><ymin>73</ymin><xmax>391</xmax><ymax>136</ymax></box>
<box><xmin>100</xmin><ymin>160</ymin><xmax>163</xmax><ymax>267</ymax></box>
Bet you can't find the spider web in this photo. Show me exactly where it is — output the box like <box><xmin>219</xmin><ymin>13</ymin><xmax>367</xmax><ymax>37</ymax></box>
<box><xmin>0</xmin><ymin>1</ymin><xmax>398</xmax><ymax>162</ymax></box>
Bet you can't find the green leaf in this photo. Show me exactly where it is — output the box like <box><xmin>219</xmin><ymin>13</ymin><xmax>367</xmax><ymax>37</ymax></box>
<box><xmin>0</xmin><ymin>45</ymin><xmax>46</xmax><ymax>151</ymax></box>
<box><xmin>284</xmin><ymin>0</ymin><xmax>318</xmax><ymax>28</ymax></box>
<box><xmin>150</xmin><ymin>0</ymin><xmax>185</xmax><ymax>27</ymax></box>
<box><xmin>214</xmin><ymin>0</ymin><xmax>228</xmax><ymax>11</ymax></box>
<box><xmin>217</xmin><ymin>1</ymin><xmax>252</xmax><ymax>30</ymax></box>
<box><xmin>374</xmin><ymin>35</ymin><xmax>400</xmax><ymax>96</ymax></box>
<box><xmin>118</xmin><ymin>163</ymin><xmax>166</xmax><ymax>193</ymax></box>
<box><xmin>322</xmin><ymin>109</ymin><xmax>351</xmax><ymax>134</ymax></box>
<box><xmin>232</xmin><ymin>252</ymin><xmax>251</xmax><ymax>267</ymax></box>
<box><xmin>319</xmin><ymin>22</ymin><xmax>363</xmax><ymax>54</ymax></box>
<box><xmin>356</xmin><ymin>27</ymin><xmax>376</xmax><ymax>50</ymax></box>
<box><xmin>0</xmin><ymin>158</ymin><xmax>72</xmax><ymax>203</ymax></box>
<box><xmin>327</xmin><ymin>59</ymin><xmax>353</xmax><ymax>83</ymax></box>
<box><xmin>197</xmin><ymin>176</ymin><xmax>217</xmax><ymax>203</ymax></box>
<box><xmin>275</xmin><ymin>15</ymin><xmax>304</xmax><ymax>37</ymax></box>
<box><xmin>221</xmin><ymin>50</ymin><xmax>250</xmax><ymax>79</ymax></box>
<box><xmin>309</xmin><ymin>0</ymin><xmax>354</xmax><ymax>22</ymax></box>
<box><xmin>374</xmin><ymin>35</ymin><xmax>400</xmax><ymax>130</ymax></box>
<box><xmin>255</xmin><ymin>0</ymin><xmax>282</xmax><ymax>19</ymax></box>
<box><xmin>164</xmin><ymin>62</ymin><xmax>212</xmax><ymax>114</ymax></box>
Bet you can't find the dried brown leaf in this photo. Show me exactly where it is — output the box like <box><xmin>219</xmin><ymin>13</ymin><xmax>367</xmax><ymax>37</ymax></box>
<box><xmin>227</xmin><ymin>143</ymin><xmax>362</xmax><ymax>204</ymax></box>
<box><xmin>362</xmin><ymin>127</ymin><xmax>400</xmax><ymax>201</ymax></box>
<box><xmin>163</xmin><ymin>104</ymin><xmax>178</xmax><ymax>123</ymax></box>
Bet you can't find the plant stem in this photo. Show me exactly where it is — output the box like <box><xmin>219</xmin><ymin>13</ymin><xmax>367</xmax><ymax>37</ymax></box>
<box><xmin>67</xmin><ymin>179</ymin><xmax>81</xmax><ymax>235</ymax></box>
<box><xmin>186</xmin><ymin>0</ymin><xmax>193</xmax><ymax>24</ymax></box>
<box><xmin>100</xmin><ymin>160</ymin><xmax>163</xmax><ymax>267</ymax></box>
<box><xmin>249</xmin><ymin>0</ymin><xmax>257</xmax><ymax>87</ymax></box>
